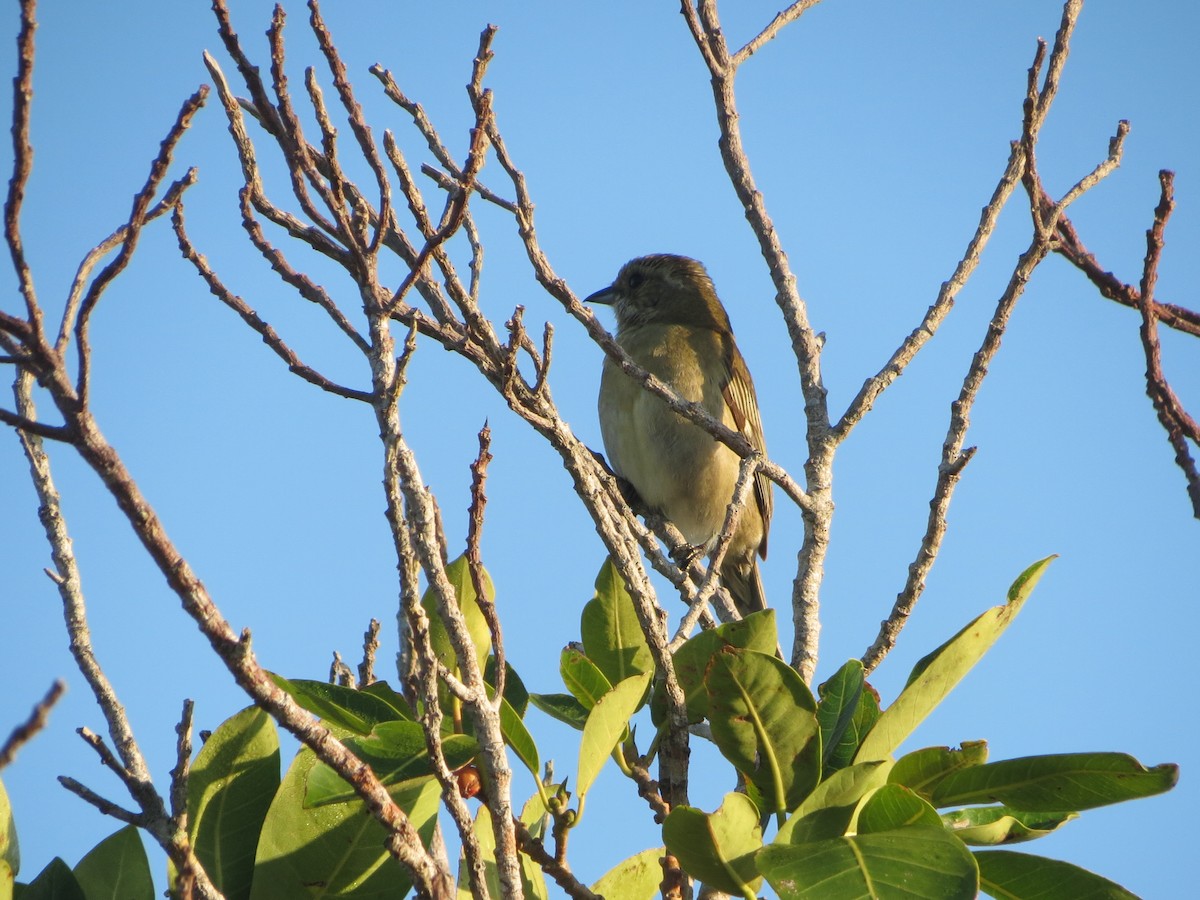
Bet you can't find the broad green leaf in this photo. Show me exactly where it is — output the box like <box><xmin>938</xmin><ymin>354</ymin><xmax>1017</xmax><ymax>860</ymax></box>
<box><xmin>662</xmin><ymin>609</ymin><xmax>778</xmax><ymax>724</ymax></box>
<box><xmin>823</xmin><ymin>680</ymin><xmax>880</xmax><ymax>776</ymax></box>
<box><xmin>759</xmin><ymin>826</ymin><xmax>978</xmax><ymax>900</ymax></box>
<box><xmin>456</xmin><ymin>804</ymin><xmax>547</xmax><ymax>900</ymax></box>
<box><xmin>73</xmin><ymin>827</ymin><xmax>152</xmax><ymax>900</ymax></box>
<box><xmin>942</xmin><ymin>807</ymin><xmax>1077</xmax><ymax>845</ymax></box>
<box><xmin>777</xmin><ymin>761</ymin><xmax>891</xmax><ymax>845</ymax></box>
<box><xmin>705</xmin><ymin>647</ymin><xmax>821</xmax><ymax>813</ymax></box>
<box><xmin>15</xmin><ymin>859</ymin><xmax>85</xmax><ymax>900</ymax></box>
<box><xmin>271</xmin><ymin>675</ymin><xmax>408</xmax><ymax>735</ymax></box>
<box><xmin>581</xmin><ymin>558</ymin><xmax>653</xmax><ymax>685</ymax></box>
<box><xmin>975</xmin><ymin>849</ymin><xmax>1137</xmax><ymax>899</ymax></box>
<box><xmin>856</xmin><ymin>784</ymin><xmax>943</xmax><ymax>833</ymax></box>
<box><xmin>250</xmin><ymin>746</ymin><xmax>439</xmax><ymax>900</ymax></box>
<box><xmin>177</xmin><ymin>706</ymin><xmax>279</xmax><ymax>900</ymax></box>
<box><xmin>485</xmin><ymin>657</ymin><xmax>529</xmax><ymax>718</ymax></box>
<box><xmin>591</xmin><ymin>847</ymin><xmax>665</xmax><ymax>900</ymax></box>
<box><xmin>854</xmin><ymin>557</ymin><xmax>1054</xmax><ymax>764</ymax></box>
<box><xmin>577</xmin><ymin>672</ymin><xmax>652</xmax><ymax>797</ymax></box>
<box><xmin>0</xmin><ymin>778</ymin><xmax>17</xmax><ymax>878</ymax></box>
<box><xmin>931</xmin><ymin>752</ymin><xmax>1178</xmax><ymax>812</ymax></box>
<box><xmin>528</xmin><ymin>693</ymin><xmax>589</xmax><ymax>731</ymax></box>
<box><xmin>890</xmin><ymin>742</ymin><xmax>989</xmax><ymax>801</ymax></box>
<box><xmin>816</xmin><ymin>660</ymin><xmax>864</xmax><ymax>768</ymax></box>
<box><xmin>663</xmin><ymin>793</ymin><xmax>762</xmax><ymax>897</ymax></box>
<box><xmin>359</xmin><ymin>681</ymin><xmax>414</xmax><ymax>720</ymax></box>
<box><xmin>782</xmin><ymin>761</ymin><xmax>892</xmax><ymax>836</ymax></box>
<box><xmin>422</xmin><ymin>554</ymin><xmax>494</xmax><ymax>676</ymax></box>
<box><xmin>560</xmin><ymin>647</ymin><xmax>613</xmax><ymax>711</ymax></box>
<box><xmin>498</xmin><ymin>694</ymin><xmax>541</xmax><ymax>782</ymax></box>
<box><xmin>306</xmin><ymin>723</ymin><xmax>477</xmax><ymax>806</ymax></box>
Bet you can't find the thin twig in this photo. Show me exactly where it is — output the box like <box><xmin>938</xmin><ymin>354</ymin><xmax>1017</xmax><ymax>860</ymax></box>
<box><xmin>1134</xmin><ymin>171</ymin><xmax>1200</xmax><ymax>517</ymax></box>
<box><xmin>0</xmin><ymin>679</ymin><xmax>65</xmax><ymax>770</ymax></box>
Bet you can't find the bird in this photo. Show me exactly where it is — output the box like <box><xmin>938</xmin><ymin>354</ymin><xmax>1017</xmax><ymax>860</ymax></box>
<box><xmin>586</xmin><ymin>254</ymin><xmax>773</xmax><ymax>618</ymax></box>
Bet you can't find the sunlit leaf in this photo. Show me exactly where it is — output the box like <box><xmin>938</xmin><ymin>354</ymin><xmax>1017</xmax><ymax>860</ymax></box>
<box><xmin>560</xmin><ymin>647</ymin><xmax>613</xmax><ymax>711</ymax></box>
<box><xmin>705</xmin><ymin>647</ymin><xmax>820</xmax><ymax>813</ymax></box>
<box><xmin>890</xmin><ymin>742</ymin><xmax>988</xmax><ymax>801</ymax></box>
<box><xmin>270</xmin><ymin>675</ymin><xmax>407</xmax><ymax>735</ymax></box>
<box><xmin>942</xmin><ymin>807</ymin><xmax>1077</xmax><ymax>846</ymax></box>
<box><xmin>250</xmin><ymin>746</ymin><xmax>439</xmax><ymax>900</ymax></box>
<box><xmin>759</xmin><ymin>826</ymin><xmax>977</xmax><ymax>900</ymax></box>
<box><xmin>174</xmin><ymin>706</ymin><xmax>279</xmax><ymax>900</ymax></box>
<box><xmin>663</xmin><ymin>793</ymin><xmax>762</xmax><ymax>896</ymax></box>
<box><xmin>931</xmin><ymin>752</ymin><xmax>1178</xmax><ymax>812</ymax></box>
<box><xmin>591</xmin><ymin>847</ymin><xmax>665</xmax><ymax>900</ymax></box>
<box><xmin>306</xmin><ymin>722</ymin><xmax>477</xmax><ymax>806</ymax></box>
<box><xmin>581</xmin><ymin>558</ymin><xmax>653</xmax><ymax>685</ymax></box>
<box><xmin>854</xmin><ymin>557</ymin><xmax>1054</xmax><ymax>764</ymax></box>
<box><xmin>577</xmin><ymin>672</ymin><xmax>652</xmax><ymax>797</ymax></box>
<box><xmin>74</xmin><ymin>826</ymin><xmax>153</xmax><ymax>900</ymax></box>
<box><xmin>856</xmin><ymin>784</ymin><xmax>943</xmax><ymax>833</ymax></box>
<box><xmin>975</xmin><ymin>849</ymin><xmax>1137</xmax><ymax>899</ymax></box>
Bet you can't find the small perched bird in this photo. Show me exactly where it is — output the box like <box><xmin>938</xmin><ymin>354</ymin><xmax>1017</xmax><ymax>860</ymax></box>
<box><xmin>587</xmin><ymin>254</ymin><xmax>773</xmax><ymax>618</ymax></box>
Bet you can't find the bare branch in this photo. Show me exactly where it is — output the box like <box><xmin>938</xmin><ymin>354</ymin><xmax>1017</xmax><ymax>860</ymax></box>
<box><xmin>74</xmin><ymin>86</ymin><xmax>208</xmax><ymax>406</ymax></box>
<box><xmin>4</xmin><ymin>0</ymin><xmax>42</xmax><ymax>335</ymax></box>
<box><xmin>1134</xmin><ymin>171</ymin><xmax>1200</xmax><ymax>517</ymax></box>
<box><xmin>172</xmin><ymin>203</ymin><xmax>374</xmax><ymax>402</ymax></box>
<box><xmin>732</xmin><ymin>0</ymin><xmax>824</xmax><ymax>66</ymax></box>
<box><xmin>0</xmin><ymin>679</ymin><xmax>65</xmax><ymax>771</ymax></box>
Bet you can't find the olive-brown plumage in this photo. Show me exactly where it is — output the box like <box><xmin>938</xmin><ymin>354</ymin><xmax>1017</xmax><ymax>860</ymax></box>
<box><xmin>587</xmin><ymin>254</ymin><xmax>772</xmax><ymax>617</ymax></box>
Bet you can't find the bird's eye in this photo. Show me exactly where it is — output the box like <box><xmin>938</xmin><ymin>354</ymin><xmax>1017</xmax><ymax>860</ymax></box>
<box><xmin>627</xmin><ymin>272</ymin><xmax>645</xmax><ymax>290</ymax></box>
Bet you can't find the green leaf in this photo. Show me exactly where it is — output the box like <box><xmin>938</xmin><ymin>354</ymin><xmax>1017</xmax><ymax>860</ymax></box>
<box><xmin>177</xmin><ymin>706</ymin><xmax>279</xmax><ymax>900</ymax></box>
<box><xmin>560</xmin><ymin>647</ymin><xmax>613</xmax><ymax>711</ymax></box>
<box><xmin>856</xmin><ymin>784</ymin><xmax>943</xmax><ymax>833</ymax></box>
<box><xmin>781</xmin><ymin>761</ymin><xmax>892</xmax><ymax>838</ymax></box>
<box><xmin>942</xmin><ymin>807</ymin><xmax>1077</xmax><ymax>846</ymax></box>
<box><xmin>663</xmin><ymin>609</ymin><xmax>778</xmax><ymax>724</ymax></box>
<box><xmin>359</xmin><ymin>681</ymin><xmax>414</xmax><ymax>720</ymax></box>
<box><xmin>485</xmin><ymin>657</ymin><xmax>529</xmax><ymax>718</ymax></box>
<box><xmin>271</xmin><ymin>675</ymin><xmax>408</xmax><ymax>735</ymax></box>
<box><xmin>528</xmin><ymin>693</ymin><xmax>589</xmax><ymax>731</ymax></box>
<box><xmin>705</xmin><ymin>647</ymin><xmax>821</xmax><ymax>813</ymax></box>
<box><xmin>776</xmin><ymin>761</ymin><xmax>891</xmax><ymax>845</ymax></box>
<box><xmin>422</xmin><ymin>554</ymin><xmax>494</xmax><ymax>676</ymax></box>
<box><xmin>16</xmin><ymin>859</ymin><xmax>85</xmax><ymax>900</ymax></box>
<box><xmin>250</xmin><ymin>746</ymin><xmax>440</xmax><ymax>900</ymax></box>
<box><xmin>577</xmin><ymin>672</ymin><xmax>653</xmax><ymax>798</ymax></box>
<box><xmin>581</xmin><ymin>558</ymin><xmax>653</xmax><ymax>686</ymax></box>
<box><xmin>890</xmin><ymin>742</ymin><xmax>989</xmax><ymax>801</ymax></box>
<box><xmin>306</xmin><ymin>722</ymin><xmax>477</xmax><ymax>806</ymax></box>
<box><xmin>975</xmin><ymin>849</ymin><xmax>1137</xmax><ymax>899</ymax></box>
<box><xmin>816</xmin><ymin>659</ymin><xmax>864</xmax><ymax>768</ymax></box>
<box><xmin>0</xmin><ymin>777</ymin><xmax>18</xmax><ymax>879</ymax></box>
<box><xmin>591</xmin><ymin>847</ymin><xmax>666</xmax><ymax>900</ymax></box>
<box><xmin>73</xmin><ymin>827</ymin><xmax>153</xmax><ymax>900</ymax></box>
<box><xmin>758</xmin><ymin>826</ymin><xmax>978</xmax><ymax>900</ymax></box>
<box><xmin>498</xmin><ymin>694</ymin><xmax>541</xmax><ymax>782</ymax></box>
<box><xmin>663</xmin><ymin>793</ymin><xmax>762</xmax><ymax>898</ymax></box>
<box><xmin>854</xmin><ymin>557</ymin><xmax>1054</xmax><ymax>764</ymax></box>
<box><xmin>931</xmin><ymin>752</ymin><xmax>1178</xmax><ymax>812</ymax></box>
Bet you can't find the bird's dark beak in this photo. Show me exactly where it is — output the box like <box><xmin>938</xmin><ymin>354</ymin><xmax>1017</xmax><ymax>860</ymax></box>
<box><xmin>584</xmin><ymin>285</ymin><xmax>618</xmax><ymax>306</ymax></box>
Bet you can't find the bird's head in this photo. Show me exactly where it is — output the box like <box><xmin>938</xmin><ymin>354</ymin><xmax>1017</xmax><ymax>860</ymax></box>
<box><xmin>585</xmin><ymin>254</ymin><xmax>733</xmax><ymax>333</ymax></box>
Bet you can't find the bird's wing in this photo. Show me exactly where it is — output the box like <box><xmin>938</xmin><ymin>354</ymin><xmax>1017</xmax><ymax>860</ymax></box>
<box><xmin>721</xmin><ymin>339</ymin><xmax>773</xmax><ymax>559</ymax></box>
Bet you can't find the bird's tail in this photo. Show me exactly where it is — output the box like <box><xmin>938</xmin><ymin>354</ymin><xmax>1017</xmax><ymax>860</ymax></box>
<box><xmin>720</xmin><ymin>557</ymin><xmax>767</xmax><ymax>620</ymax></box>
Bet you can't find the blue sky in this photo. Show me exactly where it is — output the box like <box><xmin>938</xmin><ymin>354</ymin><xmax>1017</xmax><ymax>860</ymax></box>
<box><xmin>1</xmin><ymin>1</ymin><xmax>1196</xmax><ymax>895</ymax></box>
